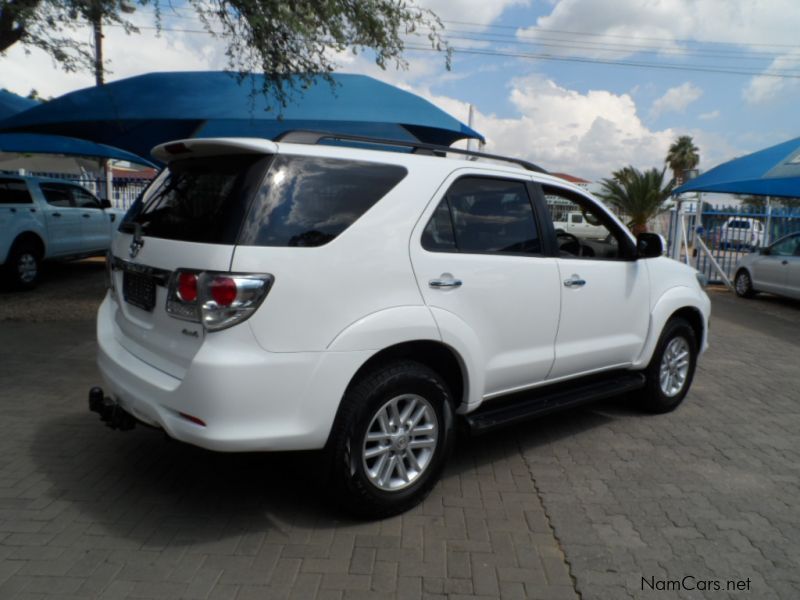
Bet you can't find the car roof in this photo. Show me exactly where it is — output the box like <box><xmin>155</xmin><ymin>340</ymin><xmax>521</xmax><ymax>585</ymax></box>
<box><xmin>0</xmin><ymin>174</ymin><xmax>88</xmax><ymax>186</ymax></box>
<box><xmin>152</xmin><ymin>136</ymin><xmax>590</xmax><ymax>198</ymax></box>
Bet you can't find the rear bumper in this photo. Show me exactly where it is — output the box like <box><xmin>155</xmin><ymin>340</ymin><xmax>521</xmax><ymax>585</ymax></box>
<box><xmin>96</xmin><ymin>295</ymin><xmax>371</xmax><ymax>452</ymax></box>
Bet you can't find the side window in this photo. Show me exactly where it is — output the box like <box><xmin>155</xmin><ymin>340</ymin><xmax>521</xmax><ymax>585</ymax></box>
<box><xmin>423</xmin><ymin>177</ymin><xmax>541</xmax><ymax>255</ymax></box>
<box><xmin>71</xmin><ymin>186</ymin><xmax>101</xmax><ymax>209</ymax></box>
<box><xmin>542</xmin><ymin>185</ymin><xmax>629</xmax><ymax>260</ymax></box>
<box><xmin>40</xmin><ymin>183</ymin><xmax>74</xmax><ymax>208</ymax></box>
<box><xmin>0</xmin><ymin>178</ymin><xmax>33</xmax><ymax>204</ymax></box>
<box><xmin>771</xmin><ymin>236</ymin><xmax>797</xmax><ymax>257</ymax></box>
<box><xmin>421</xmin><ymin>198</ymin><xmax>456</xmax><ymax>251</ymax></box>
<box><xmin>239</xmin><ymin>155</ymin><xmax>407</xmax><ymax>247</ymax></box>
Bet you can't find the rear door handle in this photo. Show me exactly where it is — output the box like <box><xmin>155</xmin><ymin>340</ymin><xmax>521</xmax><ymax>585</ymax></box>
<box><xmin>82</xmin><ymin>214</ymin><xmax>91</xmax><ymax>218</ymax></box>
<box><xmin>563</xmin><ymin>275</ymin><xmax>586</xmax><ymax>288</ymax></box>
<box><xmin>52</xmin><ymin>212</ymin><xmax>62</xmax><ymax>218</ymax></box>
<box><xmin>429</xmin><ymin>277</ymin><xmax>462</xmax><ymax>289</ymax></box>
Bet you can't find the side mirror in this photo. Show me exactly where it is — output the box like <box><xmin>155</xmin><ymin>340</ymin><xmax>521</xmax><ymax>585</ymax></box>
<box><xmin>760</xmin><ymin>247</ymin><xmax>770</xmax><ymax>255</ymax></box>
<box><xmin>100</xmin><ymin>198</ymin><xmax>112</xmax><ymax>209</ymax></box>
<box><xmin>636</xmin><ymin>233</ymin><xmax>665</xmax><ymax>258</ymax></box>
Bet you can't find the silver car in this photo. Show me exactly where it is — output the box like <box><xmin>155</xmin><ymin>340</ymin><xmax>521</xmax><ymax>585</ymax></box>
<box><xmin>734</xmin><ymin>232</ymin><xmax>800</xmax><ymax>300</ymax></box>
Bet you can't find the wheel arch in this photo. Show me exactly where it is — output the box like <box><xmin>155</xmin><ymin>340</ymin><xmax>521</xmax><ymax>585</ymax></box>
<box><xmin>344</xmin><ymin>340</ymin><xmax>467</xmax><ymax>411</ymax></box>
<box><xmin>11</xmin><ymin>231</ymin><xmax>46</xmax><ymax>259</ymax></box>
<box><xmin>632</xmin><ymin>286</ymin><xmax>710</xmax><ymax>368</ymax></box>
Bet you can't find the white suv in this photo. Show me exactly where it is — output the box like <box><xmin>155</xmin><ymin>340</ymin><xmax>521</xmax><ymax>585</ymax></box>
<box><xmin>92</xmin><ymin>133</ymin><xmax>710</xmax><ymax>516</ymax></box>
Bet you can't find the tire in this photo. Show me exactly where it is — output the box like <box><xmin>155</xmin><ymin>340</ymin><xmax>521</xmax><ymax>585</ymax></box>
<box><xmin>636</xmin><ymin>318</ymin><xmax>698</xmax><ymax>414</ymax></box>
<box><xmin>4</xmin><ymin>241</ymin><xmax>41</xmax><ymax>290</ymax></box>
<box><xmin>328</xmin><ymin>360</ymin><xmax>455</xmax><ymax>519</ymax></box>
<box><xmin>734</xmin><ymin>269</ymin><xmax>756</xmax><ymax>298</ymax></box>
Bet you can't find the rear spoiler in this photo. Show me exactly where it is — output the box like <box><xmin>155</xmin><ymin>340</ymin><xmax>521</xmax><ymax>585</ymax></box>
<box><xmin>151</xmin><ymin>138</ymin><xmax>278</xmax><ymax>163</ymax></box>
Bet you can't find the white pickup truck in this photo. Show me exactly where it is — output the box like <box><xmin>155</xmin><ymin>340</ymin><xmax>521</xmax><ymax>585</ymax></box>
<box><xmin>553</xmin><ymin>210</ymin><xmax>608</xmax><ymax>239</ymax></box>
<box><xmin>0</xmin><ymin>175</ymin><xmax>124</xmax><ymax>288</ymax></box>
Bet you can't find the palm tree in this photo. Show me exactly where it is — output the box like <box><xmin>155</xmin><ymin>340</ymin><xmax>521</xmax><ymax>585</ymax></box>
<box><xmin>598</xmin><ymin>167</ymin><xmax>675</xmax><ymax>235</ymax></box>
<box><xmin>666</xmin><ymin>135</ymin><xmax>700</xmax><ymax>185</ymax></box>
<box><xmin>611</xmin><ymin>166</ymin><xmax>636</xmax><ymax>185</ymax></box>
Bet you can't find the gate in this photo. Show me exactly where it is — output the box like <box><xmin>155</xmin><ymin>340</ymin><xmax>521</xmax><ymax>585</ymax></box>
<box><xmin>667</xmin><ymin>204</ymin><xmax>800</xmax><ymax>284</ymax></box>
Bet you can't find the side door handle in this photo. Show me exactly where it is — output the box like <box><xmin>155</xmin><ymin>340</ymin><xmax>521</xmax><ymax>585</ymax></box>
<box><xmin>52</xmin><ymin>212</ymin><xmax>62</xmax><ymax>218</ymax></box>
<box><xmin>82</xmin><ymin>213</ymin><xmax>91</xmax><ymax>219</ymax></box>
<box><xmin>563</xmin><ymin>275</ymin><xmax>586</xmax><ymax>288</ymax></box>
<box><xmin>429</xmin><ymin>276</ymin><xmax>463</xmax><ymax>289</ymax></box>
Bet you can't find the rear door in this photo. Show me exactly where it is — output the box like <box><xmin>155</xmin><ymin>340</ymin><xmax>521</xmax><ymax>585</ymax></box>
<box><xmin>410</xmin><ymin>174</ymin><xmax>561</xmax><ymax>397</ymax></box>
<box><xmin>752</xmin><ymin>235</ymin><xmax>796</xmax><ymax>296</ymax></box>
<box><xmin>112</xmin><ymin>151</ymin><xmax>271</xmax><ymax>378</ymax></box>
<box><xmin>38</xmin><ymin>182</ymin><xmax>83</xmax><ymax>255</ymax></box>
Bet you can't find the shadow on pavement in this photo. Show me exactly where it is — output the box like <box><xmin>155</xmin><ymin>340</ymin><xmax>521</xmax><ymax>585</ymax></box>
<box><xmin>30</xmin><ymin>411</ymin><xmax>351</xmax><ymax>546</ymax></box>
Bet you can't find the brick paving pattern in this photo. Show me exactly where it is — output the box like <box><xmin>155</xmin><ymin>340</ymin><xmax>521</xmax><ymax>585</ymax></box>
<box><xmin>1</xmin><ymin>286</ymin><xmax>798</xmax><ymax>599</ymax></box>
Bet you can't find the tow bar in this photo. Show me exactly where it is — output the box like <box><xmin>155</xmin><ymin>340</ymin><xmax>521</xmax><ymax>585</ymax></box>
<box><xmin>88</xmin><ymin>387</ymin><xmax>136</xmax><ymax>431</ymax></box>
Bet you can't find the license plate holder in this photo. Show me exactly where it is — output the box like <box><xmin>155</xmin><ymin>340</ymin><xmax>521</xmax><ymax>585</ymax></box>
<box><xmin>123</xmin><ymin>271</ymin><xmax>156</xmax><ymax>312</ymax></box>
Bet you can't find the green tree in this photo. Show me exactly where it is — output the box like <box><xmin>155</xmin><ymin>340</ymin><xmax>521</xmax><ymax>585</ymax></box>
<box><xmin>0</xmin><ymin>0</ymin><xmax>447</xmax><ymax>101</ymax></box>
<box><xmin>666</xmin><ymin>135</ymin><xmax>700</xmax><ymax>185</ymax></box>
<box><xmin>598</xmin><ymin>166</ymin><xmax>675</xmax><ymax>235</ymax></box>
<box><xmin>611</xmin><ymin>165</ymin><xmax>636</xmax><ymax>185</ymax></box>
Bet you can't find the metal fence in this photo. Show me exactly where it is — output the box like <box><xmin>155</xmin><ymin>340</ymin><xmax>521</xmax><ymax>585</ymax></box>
<box><xmin>667</xmin><ymin>205</ymin><xmax>800</xmax><ymax>284</ymax></box>
<box><xmin>2</xmin><ymin>170</ymin><xmax>153</xmax><ymax>211</ymax></box>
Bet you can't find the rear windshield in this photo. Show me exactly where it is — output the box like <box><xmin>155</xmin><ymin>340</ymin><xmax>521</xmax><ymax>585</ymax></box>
<box><xmin>123</xmin><ymin>154</ymin><xmax>269</xmax><ymax>244</ymax></box>
<box><xmin>727</xmin><ymin>220</ymin><xmax>751</xmax><ymax>229</ymax></box>
<box><xmin>124</xmin><ymin>154</ymin><xmax>407</xmax><ymax>247</ymax></box>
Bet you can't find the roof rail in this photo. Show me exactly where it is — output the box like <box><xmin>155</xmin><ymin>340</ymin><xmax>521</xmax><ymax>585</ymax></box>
<box><xmin>274</xmin><ymin>130</ymin><xmax>548</xmax><ymax>174</ymax></box>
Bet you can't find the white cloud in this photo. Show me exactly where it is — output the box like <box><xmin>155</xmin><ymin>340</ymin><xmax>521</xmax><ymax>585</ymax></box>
<box><xmin>743</xmin><ymin>50</ymin><xmax>800</xmax><ymax>105</ymax></box>
<box><xmin>698</xmin><ymin>110</ymin><xmax>720</xmax><ymax>121</ymax></box>
<box><xmin>520</xmin><ymin>0</ymin><xmax>800</xmax><ymax>52</ymax></box>
<box><xmin>413</xmin><ymin>75</ymin><xmax>674</xmax><ymax>180</ymax></box>
<box><xmin>418</xmin><ymin>0</ymin><xmax>528</xmax><ymax>27</ymax></box>
<box><xmin>650</xmin><ymin>82</ymin><xmax>703</xmax><ymax>117</ymax></box>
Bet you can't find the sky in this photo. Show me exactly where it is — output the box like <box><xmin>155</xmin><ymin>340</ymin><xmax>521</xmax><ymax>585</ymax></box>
<box><xmin>1</xmin><ymin>0</ymin><xmax>799</xmax><ymax>181</ymax></box>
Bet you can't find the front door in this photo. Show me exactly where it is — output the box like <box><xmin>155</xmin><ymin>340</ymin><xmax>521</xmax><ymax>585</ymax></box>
<box><xmin>410</xmin><ymin>174</ymin><xmax>561</xmax><ymax>399</ymax></box>
<box><xmin>539</xmin><ymin>183</ymin><xmax>650</xmax><ymax>379</ymax></box>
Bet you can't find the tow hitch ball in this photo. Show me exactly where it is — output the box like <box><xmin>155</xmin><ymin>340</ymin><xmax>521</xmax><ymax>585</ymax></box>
<box><xmin>89</xmin><ymin>387</ymin><xmax>136</xmax><ymax>431</ymax></box>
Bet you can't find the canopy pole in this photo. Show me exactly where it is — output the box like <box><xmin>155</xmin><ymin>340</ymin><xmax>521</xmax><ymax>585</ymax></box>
<box><xmin>764</xmin><ymin>196</ymin><xmax>772</xmax><ymax>247</ymax></box>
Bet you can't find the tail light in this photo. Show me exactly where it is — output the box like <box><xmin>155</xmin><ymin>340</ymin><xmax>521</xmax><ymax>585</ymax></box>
<box><xmin>166</xmin><ymin>270</ymin><xmax>274</xmax><ymax>331</ymax></box>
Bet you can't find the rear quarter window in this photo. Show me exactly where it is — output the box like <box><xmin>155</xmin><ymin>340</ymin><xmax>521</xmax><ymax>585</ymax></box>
<box><xmin>238</xmin><ymin>155</ymin><xmax>407</xmax><ymax>247</ymax></box>
<box><xmin>0</xmin><ymin>178</ymin><xmax>33</xmax><ymax>204</ymax></box>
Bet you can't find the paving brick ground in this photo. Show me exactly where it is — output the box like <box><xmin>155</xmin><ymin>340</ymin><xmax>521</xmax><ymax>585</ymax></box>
<box><xmin>1</xmin><ymin>281</ymin><xmax>798</xmax><ymax>600</ymax></box>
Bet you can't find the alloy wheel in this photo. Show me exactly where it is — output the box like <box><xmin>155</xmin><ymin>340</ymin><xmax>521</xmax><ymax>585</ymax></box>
<box><xmin>362</xmin><ymin>394</ymin><xmax>438</xmax><ymax>492</ymax></box>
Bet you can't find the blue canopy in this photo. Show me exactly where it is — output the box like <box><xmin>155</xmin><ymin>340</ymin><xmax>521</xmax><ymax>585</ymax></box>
<box><xmin>0</xmin><ymin>89</ymin><xmax>38</xmax><ymax>120</ymax></box>
<box><xmin>0</xmin><ymin>71</ymin><xmax>485</xmax><ymax>160</ymax></box>
<box><xmin>674</xmin><ymin>136</ymin><xmax>800</xmax><ymax>198</ymax></box>
<box><xmin>0</xmin><ymin>132</ymin><xmax>155</xmax><ymax>166</ymax></box>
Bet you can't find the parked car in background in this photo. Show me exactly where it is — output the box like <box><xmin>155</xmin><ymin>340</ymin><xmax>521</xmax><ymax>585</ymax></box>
<box><xmin>0</xmin><ymin>175</ymin><xmax>124</xmax><ymax>288</ymax></box>
<box><xmin>552</xmin><ymin>210</ymin><xmax>608</xmax><ymax>239</ymax></box>
<box><xmin>734</xmin><ymin>232</ymin><xmax>800</xmax><ymax>300</ymax></box>
<box><xmin>720</xmin><ymin>217</ymin><xmax>765</xmax><ymax>250</ymax></box>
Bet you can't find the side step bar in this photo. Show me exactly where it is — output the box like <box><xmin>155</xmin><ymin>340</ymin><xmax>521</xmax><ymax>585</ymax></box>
<box><xmin>464</xmin><ymin>371</ymin><xmax>646</xmax><ymax>435</ymax></box>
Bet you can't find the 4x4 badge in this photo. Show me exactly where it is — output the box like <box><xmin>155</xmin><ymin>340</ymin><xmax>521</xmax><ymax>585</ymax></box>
<box><xmin>129</xmin><ymin>224</ymin><xmax>144</xmax><ymax>259</ymax></box>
